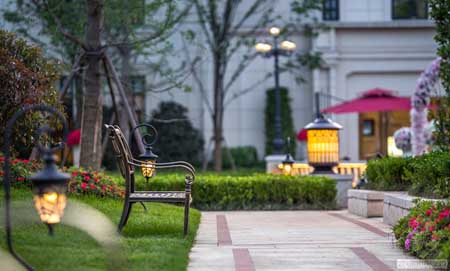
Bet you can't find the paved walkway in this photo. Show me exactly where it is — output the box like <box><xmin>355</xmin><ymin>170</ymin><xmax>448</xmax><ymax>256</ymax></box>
<box><xmin>188</xmin><ymin>210</ymin><xmax>419</xmax><ymax>271</ymax></box>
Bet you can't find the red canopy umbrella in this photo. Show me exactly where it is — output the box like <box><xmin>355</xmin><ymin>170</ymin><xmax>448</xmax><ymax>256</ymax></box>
<box><xmin>321</xmin><ymin>88</ymin><xmax>411</xmax><ymax>114</ymax></box>
<box><xmin>67</xmin><ymin>129</ymin><xmax>81</xmax><ymax>147</ymax></box>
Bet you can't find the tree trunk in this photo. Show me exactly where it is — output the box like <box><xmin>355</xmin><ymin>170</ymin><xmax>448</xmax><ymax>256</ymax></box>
<box><xmin>118</xmin><ymin>44</ymin><xmax>132</xmax><ymax>141</ymax></box>
<box><xmin>80</xmin><ymin>0</ymin><xmax>104</xmax><ymax>170</ymax></box>
<box><xmin>213</xmin><ymin>55</ymin><xmax>224</xmax><ymax>172</ymax></box>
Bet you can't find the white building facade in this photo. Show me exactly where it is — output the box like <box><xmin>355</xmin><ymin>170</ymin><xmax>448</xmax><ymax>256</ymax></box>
<box><xmin>145</xmin><ymin>0</ymin><xmax>437</xmax><ymax>161</ymax></box>
<box><xmin>1</xmin><ymin>0</ymin><xmax>437</xmax><ymax>162</ymax></box>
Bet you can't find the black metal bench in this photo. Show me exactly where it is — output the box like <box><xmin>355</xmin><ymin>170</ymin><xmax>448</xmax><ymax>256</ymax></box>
<box><xmin>105</xmin><ymin>124</ymin><xmax>195</xmax><ymax>236</ymax></box>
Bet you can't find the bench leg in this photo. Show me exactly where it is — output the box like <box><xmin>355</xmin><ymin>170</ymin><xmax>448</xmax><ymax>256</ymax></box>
<box><xmin>139</xmin><ymin>202</ymin><xmax>148</xmax><ymax>212</ymax></box>
<box><xmin>183</xmin><ymin>195</ymin><xmax>190</xmax><ymax>237</ymax></box>
<box><xmin>183</xmin><ymin>179</ymin><xmax>192</xmax><ymax>237</ymax></box>
<box><xmin>118</xmin><ymin>200</ymin><xmax>133</xmax><ymax>233</ymax></box>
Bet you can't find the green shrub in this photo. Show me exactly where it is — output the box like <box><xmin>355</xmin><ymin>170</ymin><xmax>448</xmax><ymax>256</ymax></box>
<box><xmin>0</xmin><ymin>156</ymin><xmax>123</xmax><ymax>198</ymax></box>
<box><xmin>148</xmin><ymin>101</ymin><xmax>204</xmax><ymax>165</ymax></box>
<box><xmin>135</xmin><ymin>173</ymin><xmax>337</xmax><ymax>210</ymax></box>
<box><xmin>0</xmin><ymin>156</ymin><xmax>42</xmax><ymax>188</ymax></box>
<box><xmin>365</xmin><ymin>157</ymin><xmax>412</xmax><ymax>191</ymax></box>
<box><xmin>405</xmin><ymin>152</ymin><xmax>450</xmax><ymax>199</ymax></box>
<box><xmin>0</xmin><ymin>30</ymin><xmax>62</xmax><ymax>157</ymax></box>
<box><xmin>394</xmin><ymin>200</ymin><xmax>450</xmax><ymax>264</ymax></box>
<box><xmin>221</xmin><ymin>146</ymin><xmax>259</xmax><ymax>169</ymax></box>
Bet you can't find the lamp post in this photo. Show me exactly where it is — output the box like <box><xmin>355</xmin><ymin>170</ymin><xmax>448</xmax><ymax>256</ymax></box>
<box><xmin>304</xmin><ymin>93</ymin><xmax>342</xmax><ymax>174</ymax></box>
<box><xmin>2</xmin><ymin>105</ymin><xmax>69</xmax><ymax>271</ymax></box>
<box><xmin>255</xmin><ymin>27</ymin><xmax>296</xmax><ymax>154</ymax></box>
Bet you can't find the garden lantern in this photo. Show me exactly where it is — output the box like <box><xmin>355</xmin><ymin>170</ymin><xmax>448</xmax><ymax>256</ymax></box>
<box><xmin>281</xmin><ymin>137</ymin><xmax>295</xmax><ymax>175</ymax></box>
<box><xmin>140</xmin><ymin>145</ymin><xmax>158</xmax><ymax>182</ymax></box>
<box><xmin>133</xmin><ymin>124</ymin><xmax>158</xmax><ymax>182</ymax></box>
<box><xmin>30</xmin><ymin>153</ymin><xmax>69</xmax><ymax>227</ymax></box>
<box><xmin>2</xmin><ymin>104</ymin><xmax>68</xmax><ymax>270</ymax></box>
<box><xmin>304</xmin><ymin>115</ymin><xmax>342</xmax><ymax>174</ymax></box>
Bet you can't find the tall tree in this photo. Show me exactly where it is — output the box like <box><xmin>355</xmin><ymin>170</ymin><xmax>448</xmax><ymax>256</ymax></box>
<box><xmin>189</xmin><ymin>0</ymin><xmax>274</xmax><ymax>171</ymax></box>
<box><xmin>188</xmin><ymin>0</ymin><xmax>323</xmax><ymax>171</ymax></box>
<box><xmin>3</xmin><ymin>0</ymin><xmax>191</xmax><ymax>169</ymax></box>
<box><xmin>80</xmin><ymin>0</ymin><xmax>104</xmax><ymax>168</ymax></box>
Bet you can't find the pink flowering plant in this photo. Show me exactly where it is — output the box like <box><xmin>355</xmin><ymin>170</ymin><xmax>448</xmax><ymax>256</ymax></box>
<box><xmin>394</xmin><ymin>200</ymin><xmax>450</xmax><ymax>261</ymax></box>
<box><xmin>0</xmin><ymin>156</ymin><xmax>43</xmax><ymax>188</ymax></box>
<box><xmin>0</xmin><ymin>155</ymin><xmax>123</xmax><ymax>198</ymax></box>
<box><xmin>68</xmin><ymin>168</ymin><xmax>124</xmax><ymax>198</ymax></box>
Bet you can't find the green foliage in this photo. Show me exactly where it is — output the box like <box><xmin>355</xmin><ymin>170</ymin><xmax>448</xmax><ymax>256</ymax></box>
<box><xmin>68</xmin><ymin>168</ymin><xmax>124</xmax><ymax>198</ymax></box>
<box><xmin>1</xmin><ymin>188</ymin><xmax>200</xmax><ymax>271</ymax></box>
<box><xmin>394</xmin><ymin>200</ymin><xmax>450</xmax><ymax>264</ymax></box>
<box><xmin>405</xmin><ymin>152</ymin><xmax>450</xmax><ymax>199</ymax></box>
<box><xmin>265</xmin><ymin>87</ymin><xmax>297</xmax><ymax>156</ymax></box>
<box><xmin>0</xmin><ymin>156</ymin><xmax>124</xmax><ymax>198</ymax></box>
<box><xmin>148</xmin><ymin>101</ymin><xmax>204</xmax><ymax>165</ymax></box>
<box><xmin>221</xmin><ymin>146</ymin><xmax>260</xmax><ymax>169</ymax></box>
<box><xmin>0</xmin><ymin>30</ymin><xmax>61</xmax><ymax>155</ymax></box>
<box><xmin>0</xmin><ymin>157</ymin><xmax>42</xmax><ymax>188</ymax></box>
<box><xmin>365</xmin><ymin>157</ymin><xmax>412</xmax><ymax>191</ymax></box>
<box><xmin>430</xmin><ymin>0</ymin><xmax>450</xmax><ymax>150</ymax></box>
<box><xmin>136</xmin><ymin>174</ymin><xmax>336</xmax><ymax>210</ymax></box>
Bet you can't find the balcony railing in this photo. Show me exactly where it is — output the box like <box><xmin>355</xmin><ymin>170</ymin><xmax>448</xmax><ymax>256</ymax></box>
<box><xmin>276</xmin><ymin>162</ymin><xmax>367</xmax><ymax>185</ymax></box>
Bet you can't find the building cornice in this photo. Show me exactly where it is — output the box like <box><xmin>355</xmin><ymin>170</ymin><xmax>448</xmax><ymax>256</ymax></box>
<box><xmin>324</xmin><ymin>20</ymin><xmax>434</xmax><ymax>29</ymax></box>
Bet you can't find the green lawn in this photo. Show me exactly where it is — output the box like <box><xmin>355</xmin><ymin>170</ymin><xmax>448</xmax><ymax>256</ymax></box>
<box><xmin>0</xmin><ymin>188</ymin><xmax>201</xmax><ymax>271</ymax></box>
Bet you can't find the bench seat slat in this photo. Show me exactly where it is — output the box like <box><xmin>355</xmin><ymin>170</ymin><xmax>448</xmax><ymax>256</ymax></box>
<box><xmin>129</xmin><ymin>191</ymin><xmax>186</xmax><ymax>203</ymax></box>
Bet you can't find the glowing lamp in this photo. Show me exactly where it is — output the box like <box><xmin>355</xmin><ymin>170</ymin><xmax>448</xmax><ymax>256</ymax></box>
<box><xmin>255</xmin><ymin>42</ymin><xmax>272</xmax><ymax>53</ymax></box>
<box><xmin>304</xmin><ymin>116</ymin><xmax>342</xmax><ymax>174</ymax></box>
<box><xmin>140</xmin><ymin>146</ymin><xmax>158</xmax><ymax>182</ymax></box>
<box><xmin>280</xmin><ymin>40</ymin><xmax>296</xmax><ymax>51</ymax></box>
<box><xmin>30</xmin><ymin>153</ymin><xmax>69</xmax><ymax>232</ymax></box>
<box><xmin>133</xmin><ymin>124</ymin><xmax>159</xmax><ymax>182</ymax></box>
<box><xmin>269</xmin><ymin>26</ymin><xmax>281</xmax><ymax>36</ymax></box>
<box><xmin>281</xmin><ymin>137</ymin><xmax>295</xmax><ymax>175</ymax></box>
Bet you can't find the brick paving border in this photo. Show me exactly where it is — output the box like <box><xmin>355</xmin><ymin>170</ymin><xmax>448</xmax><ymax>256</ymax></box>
<box><xmin>233</xmin><ymin>249</ymin><xmax>255</xmax><ymax>271</ymax></box>
<box><xmin>216</xmin><ymin>215</ymin><xmax>232</xmax><ymax>246</ymax></box>
<box><xmin>329</xmin><ymin>213</ymin><xmax>389</xmax><ymax>238</ymax></box>
<box><xmin>350</xmin><ymin>247</ymin><xmax>393</xmax><ymax>271</ymax></box>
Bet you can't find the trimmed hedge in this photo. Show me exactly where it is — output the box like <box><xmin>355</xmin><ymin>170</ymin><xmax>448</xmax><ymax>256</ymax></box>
<box><xmin>405</xmin><ymin>151</ymin><xmax>450</xmax><ymax>199</ymax></box>
<box><xmin>135</xmin><ymin>174</ymin><xmax>337</xmax><ymax>210</ymax></box>
<box><xmin>365</xmin><ymin>157</ymin><xmax>412</xmax><ymax>191</ymax></box>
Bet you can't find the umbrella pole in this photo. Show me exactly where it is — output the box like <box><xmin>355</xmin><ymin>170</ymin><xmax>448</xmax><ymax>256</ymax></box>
<box><xmin>380</xmin><ymin>112</ymin><xmax>388</xmax><ymax>156</ymax></box>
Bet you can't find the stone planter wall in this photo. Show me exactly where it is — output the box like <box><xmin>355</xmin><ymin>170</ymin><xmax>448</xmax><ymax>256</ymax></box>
<box><xmin>383</xmin><ymin>193</ymin><xmax>414</xmax><ymax>226</ymax></box>
<box><xmin>347</xmin><ymin>189</ymin><xmax>384</xmax><ymax>217</ymax></box>
<box><xmin>383</xmin><ymin>193</ymin><xmax>445</xmax><ymax>226</ymax></box>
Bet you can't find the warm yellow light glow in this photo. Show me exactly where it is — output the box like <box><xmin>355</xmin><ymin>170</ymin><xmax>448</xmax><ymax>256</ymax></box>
<box><xmin>307</xmin><ymin>129</ymin><xmax>339</xmax><ymax>164</ymax></box>
<box><xmin>44</xmin><ymin>192</ymin><xmax>58</xmax><ymax>203</ymax></box>
<box><xmin>34</xmin><ymin>193</ymin><xmax>67</xmax><ymax>224</ymax></box>
<box><xmin>280</xmin><ymin>40</ymin><xmax>296</xmax><ymax>51</ymax></box>
<box><xmin>141</xmin><ymin>160</ymin><xmax>156</xmax><ymax>179</ymax></box>
<box><xmin>283</xmin><ymin>164</ymin><xmax>292</xmax><ymax>175</ymax></box>
<box><xmin>387</xmin><ymin>136</ymin><xmax>403</xmax><ymax>157</ymax></box>
<box><xmin>269</xmin><ymin>27</ymin><xmax>280</xmax><ymax>36</ymax></box>
<box><xmin>255</xmin><ymin>42</ymin><xmax>272</xmax><ymax>53</ymax></box>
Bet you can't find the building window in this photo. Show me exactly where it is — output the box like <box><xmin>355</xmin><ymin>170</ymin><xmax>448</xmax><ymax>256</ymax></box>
<box><xmin>130</xmin><ymin>76</ymin><xmax>146</xmax><ymax>95</ymax></box>
<box><xmin>392</xmin><ymin>0</ymin><xmax>428</xmax><ymax>19</ymax></box>
<box><xmin>323</xmin><ymin>0</ymin><xmax>339</xmax><ymax>21</ymax></box>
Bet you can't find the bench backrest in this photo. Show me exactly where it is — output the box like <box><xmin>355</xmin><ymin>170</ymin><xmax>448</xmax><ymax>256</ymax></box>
<box><xmin>106</xmin><ymin>125</ymin><xmax>134</xmax><ymax>192</ymax></box>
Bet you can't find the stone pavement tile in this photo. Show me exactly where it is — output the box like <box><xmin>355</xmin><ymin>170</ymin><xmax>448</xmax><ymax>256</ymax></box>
<box><xmin>188</xmin><ymin>211</ymin><xmax>420</xmax><ymax>271</ymax></box>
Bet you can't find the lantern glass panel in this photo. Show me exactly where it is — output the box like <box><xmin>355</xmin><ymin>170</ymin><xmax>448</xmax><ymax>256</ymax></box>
<box><xmin>33</xmin><ymin>188</ymin><xmax>67</xmax><ymax>224</ymax></box>
<box><xmin>283</xmin><ymin>163</ymin><xmax>293</xmax><ymax>175</ymax></box>
<box><xmin>306</xmin><ymin>129</ymin><xmax>339</xmax><ymax>164</ymax></box>
<box><xmin>141</xmin><ymin>159</ymin><xmax>156</xmax><ymax>179</ymax></box>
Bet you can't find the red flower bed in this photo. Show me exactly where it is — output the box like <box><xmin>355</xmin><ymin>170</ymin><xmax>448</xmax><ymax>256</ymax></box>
<box><xmin>394</xmin><ymin>201</ymin><xmax>450</xmax><ymax>262</ymax></box>
<box><xmin>0</xmin><ymin>156</ymin><xmax>123</xmax><ymax>198</ymax></box>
